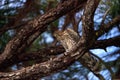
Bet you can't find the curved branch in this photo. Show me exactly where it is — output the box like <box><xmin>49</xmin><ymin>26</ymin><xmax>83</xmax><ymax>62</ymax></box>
<box><xmin>0</xmin><ymin>45</ymin><xmax>86</xmax><ymax>80</ymax></box>
<box><xmin>0</xmin><ymin>33</ymin><xmax>119</xmax><ymax>79</ymax></box>
<box><xmin>0</xmin><ymin>30</ymin><xmax>41</xmax><ymax>71</ymax></box>
<box><xmin>18</xmin><ymin>46</ymin><xmax>64</xmax><ymax>62</ymax></box>
<box><xmin>7</xmin><ymin>35</ymin><xmax>120</xmax><ymax>67</ymax></box>
<box><xmin>0</xmin><ymin>46</ymin><xmax>64</xmax><ymax>71</ymax></box>
<box><xmin>3</xmin><ymin>34</ymin><xmax>120</xmax><ymax>70</ymax></box>
<box><xmin>0</xmin><ymin>0</ymin><xmax>87</xmax><ymax>65</ymax></box>
<box><xmin>3</xmin><ymin>35</ymin><xmax>119</xmax><ymax>69</ymax></box>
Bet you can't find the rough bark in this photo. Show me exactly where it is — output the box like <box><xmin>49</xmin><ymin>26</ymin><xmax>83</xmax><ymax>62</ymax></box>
<box><xmin>82</xmin><ymin>0</ymin><xmax>100</xmax><ymax>45</ymax></box>
<box><xmin>0</xmin><ymin>0</ymin><xmax>87</xmax><ymax>66</ymax></box>
<box><xmin>0</xmin><ymin>0</ymin><xmax>119</xmax><ymax>80</ymax></box>
<box><xmin>54</xmin><ymin>28</ymin><xmax>105</xmax><ymax>80</ymax></box>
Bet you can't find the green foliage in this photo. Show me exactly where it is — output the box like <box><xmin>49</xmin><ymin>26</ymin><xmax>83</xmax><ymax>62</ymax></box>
<box><xmin>0</xmin><ymin>0</ymin><xmax>119</xmax><ymax>79</ymax></box>
<box><xmin>0</xmin><ymin>32</ymin><xmax>11</xmax><ymax>51</ymax></box>
<box><xmin>108</xmin><ymin>0</ymin><xmax>120</xmax><ymax>18</ymax></box>
<box><xmin>28</xmin><ymin>36</ymin><xmax>43</xmax><ymax>52</ymax></box>
<box><xmin>0</xmin><ymin>3</ymin><xmax>16</xmax><ymax>51</ymax></box>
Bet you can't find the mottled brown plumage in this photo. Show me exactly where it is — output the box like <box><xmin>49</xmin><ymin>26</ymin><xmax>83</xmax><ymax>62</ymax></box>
<box><xmin>54</xmin><ymin>28</ymin><xmax>104</xmax><ymax>80</ymax></box>
<box><xmin>54</xmin><ymin>28</ymin><xmax>80</xmax><ymax>51</ymax></box>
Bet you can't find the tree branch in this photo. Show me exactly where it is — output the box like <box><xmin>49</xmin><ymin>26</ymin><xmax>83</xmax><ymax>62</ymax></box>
<box><xmin>0</xmin><ymin>45</ymin><xmax>86</xmax><ymax>80</ymax></box>
<box><xmin>8</xmin><ymin>35</ymin><xmax>120</xmax><ymax>68</ymax></box>
<box><xmin>0</xmin><ymin>30</ymin><xmax>119</xmax><ymax>79</ymax></box>
<box><xmin>17</xmin><ymin>45</ymin><xmax>64</xmax><ymax>62</ymax></box>
<box><xmin>0</xmin><ymin>0</ymin><xmax>87</xmax><ymax>65</ymax></box>
<box><xmin>82</xmin><ymin>0</ymin><xmax>100</xmax><ymax>45</ymax></box>
<box><xmin>14</xmin><ymin>34</ymin><xmax>120</xmax><ymax>63</ymax></box>
<box><xmin>0</xmin><ymin>46</ymin><xmax>64</xmax><ymax>71</ymax></box>
<box><xmin>93</xmin><ymin>36</ymin><xmax>120</xmax><ymax>49</ymax></box>
<box><xmin>13</xmin><ymin>35</ymin><xmax>120</xmax><ymax>66</ymax></box>
<box><xmin>100</xmin><ymin>8</ymin><xmax>110</xmax><ymax>25</ymax></box>
<box><xmin>2</xmin><ymin>34</ymin><xmax>120</xmax><ymax>70</ymax></box>
<box><xmin>96</xmin><ymin>16</ymin><xmax>120</xmax><ymax>39</ymax></box>
<box><xmin>0</xmin><ymin>0</ymin><xmax>34</xmax><ymax>36</ymax></box>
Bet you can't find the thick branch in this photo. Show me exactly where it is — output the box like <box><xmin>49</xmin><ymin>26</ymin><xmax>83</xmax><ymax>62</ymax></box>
<box><xmin>3</xmin><ymin>34</ymin><xmax>120</xmax><ymax>69</ymax></box>
<box><xmin>0</xmin><ymin>45</ymin><xmax>86</xmax><ymax>80</ymax></box>
<box><xmin>0</xmin><ymin>30</ymin><xmax>41</xmax><ymax>71</ymax></box>
<box><xmin>9</xmin><ymin>35</ymin><xmax>120</xmax><ymax>66</ymax></box>
<box><xmin>0</xmin><ymin>46</ymin><xmax>64</xmax><ymax>71</ymax></box>
<box><xmin>18</xmin><ymin>46</ymin><xmax>64</xmax><ymax>62</ymax></box>
<box><xmin>54</xmin><ymin>28</ymin><xmax>105</xmax><ymax>80</ymax></box>
<box><xmin>0</xmin><ymin>28</ymin><xmax>87</xmax><ymax>80</ymax></box>
<box><xmin>10</xmin><ymin>35</ymin><xmax>120</xmax><ymax>66</ymax></box>
<box><xmin>0</xmin><ymin>0</ymin><xmax>87</xmax><ymax>65</ymax></box>
<box><xmin>13</xmin><ymin>34</ymin><xmax>120</xmax><ymax>63</ymax></box>
<box><xmin>4</xmin><ymin>34</ymin><xmax>120</xmax><ymax>69</ymax></box>
<box><xmin>1</xmin><ymin>30</ymin><xmax>119</xmax><ymax>79</ymax></box>
<box><xmin>93</xmin><ymin>36</ymin><xmax>120</xmax><ymax>49</ymax></box>
<box><xmin>82</xmin><ymin>0</ymin><xmax>100</xmax><ymax>45</ymax></box>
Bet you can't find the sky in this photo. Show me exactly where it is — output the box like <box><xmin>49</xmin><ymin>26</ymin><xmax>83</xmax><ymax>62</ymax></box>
<box><xmin>0</xmin><ymin>0</ymin><xmax>120</xmax><ymax>80</ymax></box>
